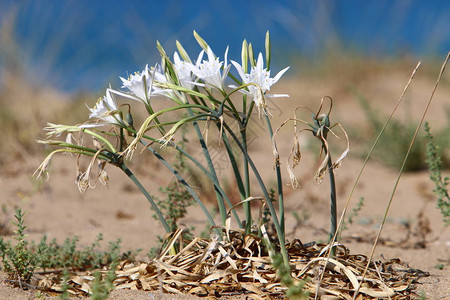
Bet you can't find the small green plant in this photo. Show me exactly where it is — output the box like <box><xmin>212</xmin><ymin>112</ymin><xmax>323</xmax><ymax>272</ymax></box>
<box><xmin>58</xmin><ymin>270</ymin><xmax>71</xmax><ymax>300</ymax></box>
<box><xmin>340</xmin><ymin>196</ymin><xmax>365</xmax><ymax>232</ymax></box>
<box><xmin>356</xmin><ymin>94</ymin><xmax>430</xmax><ymax>171</ymax></box>
<box><xmin>261</xmin><ymin>227</ymin><xmax>309</xmax><ymax>299</ymax></box>
<box><xmin>292</xmin><ymin>211</ymin><xmax>310</xmax><ymax>226</ymax></box>
<box><xmin>0</xmin><ymin>208</ymin><xmax>138</xmax><ymax>291</ymax></box>
<box><xmin>28</xmin><ymin>233</ymin><xmax>138</xmax><ymax>271</ymax></box>
<box><xmin>272</xmin><ymin>252</ymin><xmax>309</xmax><ymax>299</ymax></box>
<box><xmin>0</xmin><ymin>208</ymin><xmax>36</xmax><ymax>285</ymax></box>
<box><xmin>261</xmin><ymin>188</ymin><xmax>276</xmax><ymax>225</ymax></box>
<box><xmin>425</xmin><ymin>122</ymin><xmax>449</xmax><ymax>225</ymax></box>
<box><xmin>90</xmin><ymin>261</ymin><xmax>118</xmax><ymax>300</ymax></box>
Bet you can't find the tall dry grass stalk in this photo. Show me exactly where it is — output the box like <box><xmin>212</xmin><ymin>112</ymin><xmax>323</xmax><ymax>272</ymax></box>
<box><xmin>315</xmin><ymin>53</ymin><xmax>449</xmax><ymax>300</ymax></box>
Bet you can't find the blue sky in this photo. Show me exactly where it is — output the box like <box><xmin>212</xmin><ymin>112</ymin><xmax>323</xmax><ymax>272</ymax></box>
<box><xmin>0</xmin><ymin>0</ymin><xmax>449</xmax><ymax>91</ymax></box>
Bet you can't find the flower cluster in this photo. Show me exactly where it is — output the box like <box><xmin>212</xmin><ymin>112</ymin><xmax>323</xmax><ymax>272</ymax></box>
<box><xmin>36</xmin><ymin>32</ymin><xmax>291</xmax><ymax>197</ymax></box>
<box><xmin>80</xmin><ymin>36</ymin><xmax>289</xmax><ymax>130</ymax></box>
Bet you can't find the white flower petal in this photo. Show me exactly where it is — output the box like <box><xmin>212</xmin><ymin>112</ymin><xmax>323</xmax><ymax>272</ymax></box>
<box><xmin>88</xmin><ymin>89</ymin><xmax>124</xmax><ymax>126</ymax></box>
<box><xmin>189</xmin><ymin>47</ymin><xmax>228</xmax><ymax>91</ymax></box>
<box><xmin>271</xmin><ymin>66</ymin><xmax>290</xmax><ymax>86</ymax></box>
<box><xmin>266</xmin><ymin>93</ymin><xmax>290</xmax><ymax>98</ymax></box>
<box><xmin>256</xmin><ymin>53</ymin><xmax>264</xmax><ymax>71</ymax></box>
<box><xmin>231</xmin><ymin>60</ymin><xmax>247</xmax><ymax>82</ymax></box>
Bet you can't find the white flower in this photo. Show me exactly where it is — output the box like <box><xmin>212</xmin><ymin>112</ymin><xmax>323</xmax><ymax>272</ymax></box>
<box><xmin>119</xmin><ymin>63</ymin><xmax>176</xmax><ymax>103</ymax></box>
<box><xmin>151</xmin><ymin>64</ymin><xmax>173</xmax><ymax>98</ymax></box>
<box><xmin>87</xmin><ymin>89</ymin><xmax>124</xmax><ymax>126</ymax></box>
<box><xmin>120</xmin><ymin>64</ymin><xmax>153</xmax><ymax>105</ymax></box>
<box><xmin>189</xmin><ymin>46</ymin><xmax>230</xmax><ymax>91</ymax></box>
<box><xmin>230</xmin><ymin>53</ymin><xmax>290</xmax><ymax>109</ymax></box>
<box><xmin>173</xmin><ymin>52</ymin><xmax>197</xmax><ymax>89</ymax></box>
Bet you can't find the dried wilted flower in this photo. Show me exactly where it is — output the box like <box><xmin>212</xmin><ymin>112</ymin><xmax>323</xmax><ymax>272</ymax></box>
<box><xmin>287</xmin><ymin>134</ymin><xmax>302</xmax><ymax>189</ymax></box>
<box><xmin>272</xmin><ymin>98</ymin><xmax>349</xmax><ymax>187</ymax></box>
<box><xmin>33</xmin><ymin>151</ymin><xmax>55</xmax><ymax>181</ymax></box>
<box><xmin>74</xmin><ymin>150</ymin><xmax>105</xmax><ymax>194</ymax></box>
<box><xmin>92</xmin><ymin>137</ymin><xmax>101</xmax><ymax>150</ymax></box>
<box><xmin>65</xmin><ymin>133</ymin><xmax>73</xmax><ymax>144</ymax></box>
<box><xmin>75</xmin><ymin>171</ymin><xmax>89</xmax><ymax>194</ymax></box>
<box><xmin>97</xmin><ymin>161</ymin><xmax>109</xmax><ymax>187</ymax></box>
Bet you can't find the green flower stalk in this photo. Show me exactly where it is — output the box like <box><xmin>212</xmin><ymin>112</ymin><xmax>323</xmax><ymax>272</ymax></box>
<box><xmin>119</xmin><ymin>163</ymin><xmax>172</xmax><ymax>233</ymax></box>
<box><xmin>222</xmin><ymin>121</ymin><xmax>290</xmax><ymax>266</ymax></box>
<box><xmin>140</xmin><ymin>141</ymin><xmax>217</xmax><ymax>231</ymax></box>
<box><xmin>309</xmin><ymin>106</ymin><xmax>349</xmax><ymax>241</ymax></box>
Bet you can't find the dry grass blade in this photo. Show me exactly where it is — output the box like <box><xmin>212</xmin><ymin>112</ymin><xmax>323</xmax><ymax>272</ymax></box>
<box><xmin>312</xmin><ymin>60</ymin><xmax>422</xmax><ymax>300</ymax></box>
<box><xmin>36</xmin><ymin>231</ymin><xmax>425</xmax><ymax>299</ymax></box>
<box><xmin>158</xmin><ymin>228</ymin><xmax>184</xmax><ymax>259</ymax></box>
<box><xmin>353</xmin><ymin>51</ymin><xmax>450</xmax><ymax>299</ymax></box>
<box><xmin>330</xmin><ymin>123</ymin><xmax>350</xmax><ymax>171</ymax></box>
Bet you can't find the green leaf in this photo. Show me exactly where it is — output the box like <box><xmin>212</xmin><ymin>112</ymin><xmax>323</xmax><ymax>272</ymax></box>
<box><xmin>193</xmin><ymin>30</ymin><xmax>209</xmax><ymax>51</ymax></box>
<box><xmin>156</xmin><ymin>40</ymin><xmax>168</xmax><ymax>57</ymax></box>
<box><xmin>176</xmin><ymin>40</ymin><xmax>192</xmax><ymax>63</ymax></box>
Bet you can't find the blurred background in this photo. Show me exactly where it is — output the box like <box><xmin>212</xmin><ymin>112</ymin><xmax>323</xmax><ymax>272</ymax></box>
<box><xmin>1</xmin><ymin>0</ymin><xmax>449</xmax><ymax>91</ymax></box>
<box><xmin>0</xmin><ymin>0</ymin><xmax>449</xmax><ymax>166</ymax></box>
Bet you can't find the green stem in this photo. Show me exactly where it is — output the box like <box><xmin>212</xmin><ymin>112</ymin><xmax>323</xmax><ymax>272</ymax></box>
<box><xmin>146</xmin><ymin>105</ymin><xmax>167</xmax><ymax>136</ymax></box>
<box><xmin>221</xmin><ymin>91</ymin><xmax>241</xmax><ymax>121</ymax></box>
<box><xmin>176</xmin><ymin>141</ymin><xmax>243</xmax><ymax>228</ymax></box>
<box><xmin>119</xmin><ymin>163</ymin><xmax>171</xmax><ymax>234</ymax></box>
<box><xmin>242</xmin><ymin>97</ymin><xmax>254</xmax><ymax>234</ymax></box>
<box><xmin>245</xmin><ymin>101</ymin><xmax>255</xmax><ymax>123</ymax></box>
<box><xmin>327</xmin><ymin>152</ymin><xmax>337</xmax><ymax>243</ymax></box>
<box><xmin>222</xmin><ymin>121</ymin><xmax>289</xmax><ymax>266</ymax></box>
<box><xmin>186</xmin><ymin>108</ymin><xmax>227</xmax><ymax>227</ymax></box>
<box><xmin>141</xmin><ymin>141</ymin><xmax>218</xmax><ymax>233</ymax></box>
<box><xmin>219</xmin><ymin>129</ymin><xmax>247</xmax><ymax>219</ymax></box>
<box><xmin>220</xmin><ymin>131</ymin><xmax>246</xmax><ymax>195</ymax></box>
<box><xmin>241</xmin><ymin>129</ymin><xmax>252</xmax><ymax>234</ymax></box>
<box><xmin>264</xmin><ymin>114</ymin><xmax>285</xmax><ymax>240</ymax></box>
<box><xmin>43</xmin><ymin>141</ymin><xmax>103</xmax><ymax>155</ymax></box>
<box><xmin>137</xmin><ymin>132</ymin><xmax>242</xmax><ymax>228</ymax></box>
<box><xmin>119</xmin><ymin>127</ymin><xmax>124</xmax><ymax>152</ymax></box>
